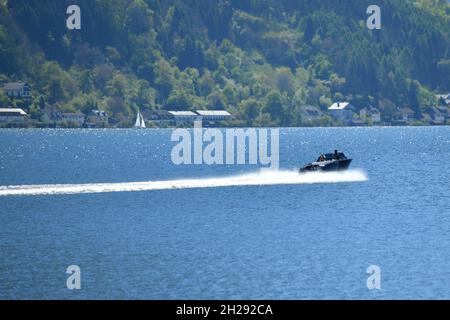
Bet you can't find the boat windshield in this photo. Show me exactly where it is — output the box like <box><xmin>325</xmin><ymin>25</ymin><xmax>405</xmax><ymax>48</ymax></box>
<box><xmin>317</xmin><ymin>152</ymin><xmax>347</xmax><ymax>161</ymax></box>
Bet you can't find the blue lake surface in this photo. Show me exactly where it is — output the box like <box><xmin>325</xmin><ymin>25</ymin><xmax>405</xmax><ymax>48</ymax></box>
<box><xmin>0</xmin><ymin>127</ymin><xmax>449</xmax><ymax>299</ymax></box>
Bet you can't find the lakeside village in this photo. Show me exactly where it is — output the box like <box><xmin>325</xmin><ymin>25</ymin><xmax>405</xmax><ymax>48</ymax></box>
<box><xmin>1</xmin><ymin>81</ymin><xmax>450</xmax><ymax>128</ymax></box>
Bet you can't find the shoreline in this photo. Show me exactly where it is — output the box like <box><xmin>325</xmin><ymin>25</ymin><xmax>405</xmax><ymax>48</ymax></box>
<box><xmin>0</xmin><ymin>124</ymin><xmax>449</xmax><ymax>130</ymax></box>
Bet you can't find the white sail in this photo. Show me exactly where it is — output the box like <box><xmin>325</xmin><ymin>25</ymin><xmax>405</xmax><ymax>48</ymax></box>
<box><xmin>140</xmin><ymin>113</ymin><xmax>146</xmax><ymax>128</ymax></box>
<box><xmin>134</xmin><ymin>109</ymin><xmax>141</xmax><ymax>128</ymax></box>
<box><xmin>134</xmin><ymin>108</ymin><xmax>146</xmax><ymax>128</ymax></box>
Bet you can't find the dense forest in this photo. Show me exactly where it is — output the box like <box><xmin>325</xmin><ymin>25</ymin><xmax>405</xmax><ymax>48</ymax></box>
<box><xmin>0</xmin><ymin>0</ymin><xmax>449</xmax><ymax>126</ymax></box>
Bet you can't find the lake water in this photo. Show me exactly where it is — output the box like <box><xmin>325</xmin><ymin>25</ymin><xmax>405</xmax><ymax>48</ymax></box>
<box><xmin>0</xmin><ymin>127</ymin><xmax>449</xmax><ymax>299</ymax></box>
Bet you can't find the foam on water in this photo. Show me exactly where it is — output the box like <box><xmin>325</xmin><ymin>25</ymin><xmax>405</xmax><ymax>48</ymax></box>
<box><xmin>0</xmin><ymin>169</ymin><xmax>368</xmax><ymax>197</ymax></box>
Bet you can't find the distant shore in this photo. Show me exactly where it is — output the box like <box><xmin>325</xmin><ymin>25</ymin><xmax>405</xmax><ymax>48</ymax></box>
<box><xmin>1</xmin><ymin>123</ymin><xmax>449</xmax><ymax>129</ymax></box>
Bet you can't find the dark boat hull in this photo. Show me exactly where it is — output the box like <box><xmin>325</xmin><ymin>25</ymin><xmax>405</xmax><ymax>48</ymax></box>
<box><xmin>299</xmin><ymin>159</ymin><xmax>352</xmax><ymax>173</ymax></box>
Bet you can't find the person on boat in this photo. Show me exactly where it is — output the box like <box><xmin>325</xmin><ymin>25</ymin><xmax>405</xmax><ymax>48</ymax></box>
<box><xmin>319</xmin><ymin>154</ymin><xmax>326</xmax><ymax>162</ymax></box>
<box><xmin>333</xmin><ymin>150</ymin><xmax>339</xmax><ymax>160</ymax></box>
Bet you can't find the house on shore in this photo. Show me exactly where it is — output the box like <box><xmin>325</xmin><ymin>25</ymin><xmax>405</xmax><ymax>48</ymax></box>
<box><xmin>420</xmin><ymin>112</ymin><xmax>433</xmax><ymax>124</ymax></box>
<box><xmin>360</xmin><ymin>107</ymin><xmax>381</xmax><ymax>124</ymax></box>
<box><xmin>436</xmin><ymin>106</ymin><xmax>449</xmax><ymax>122</ymax></box>
<box><xmin>85</xmin><ymin>109</ymin><xmax>109</xmax><ymax>127</ymax></box>
<box><xmin>195</xmin><ymin>110</ymin><xmax>232</xmax><ymax>125</ymax></box>
<box><xmin>436</xmin><ymin>94</ymin><xmax>450</xmax><ymax>106</ymax></box>
<box><xmin>148</xmin><ymin>110</ymin><xmax>199</xmax><ymax>125</ymax></box>
<box><xmin>299</xmin><ymin>105</ymin><xmax>323</xmax><ymax>123</ymax></box>
<box><xmin>328</xmin><ymin>102</ymin><xmax>355</xmax><ymax>124</ymax></box>
<box><xmin>423</xmin><ymin>106</ymin><xmax>446</xmax><ymax>125</ymax></box>
<box><xmin>3</xmin><ymin>82</ymin><xmax>31</xmax><ymax>98</ymax></box>
<box><xmin>42</xmin><ymin>109</ymin><xmax>85</xmax><ymax>126</ymax></box>
<box><xmin>393</xmin><ymin>107</ymin><xmax>415</xmax><ymax>125</ymax></box>
<box><xmin>169</xmin><ymin>111</ymin><xmax>201</xmax><ymax>124</ymax></box>
<box><xmin>60</xmin><ymin>113</ymin><xmax>85</xmax><ymax>126</ymax></box>
<box><xmin>0</xmin><ymin>108</ymin><xmax>28</xmax><ymax>123</ymax></box>
<box><xmin>149</xmin><ymin>110</ymin><xmax>231</xmax><ymax>126</ymax></box>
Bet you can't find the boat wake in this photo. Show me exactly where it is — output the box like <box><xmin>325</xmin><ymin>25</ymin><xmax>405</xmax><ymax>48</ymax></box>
<box><xmin>0</xmin><ymin>169</ymin><xmax>368</xmax><ymax>197</ymax></box>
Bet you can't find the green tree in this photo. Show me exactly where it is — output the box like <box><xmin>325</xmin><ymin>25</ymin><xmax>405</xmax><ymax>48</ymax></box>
<box><xmin>125</xmin><ymin>0</ymin><xmax>153</xmax><ymax>35</ymax></box>
<box><xmin>223</xmin><ymin>83</ymin><xmax>237</xmax><ymax>106</ymax></box>
<box><xmin>408</xmin><ymin>80</ymin><xmax>421</xmax><ymax>118</ymax></box>
<box><xmin>198</xmin><ymin>71</ymin><xmax>214</xmax><ymax>96</ymax></box>
<box><xmin>93</xmin><ymin>64</ymin><xmax>114</xmax><ymax>91</ymax></box>
<box><xmin>0</xmin><ymin>90</ymin><xmax>9</xmax><ymax>106</ymax></box>
<box><xmin>253</xmin><ymin>112</ymin><xmax>277</xmax><ymax>127</ymax></box>
<box><xmin>46</xmin><ymin>77</ymin><xmax>67</xmax><ymax>104</ymax></box>
<box><xmin>263</xmin><ymin>91</ymin><xmax>282</xmax><ymax>117</ymax></box>
<box><xmin>107</xmin><ymin>73</ymin><xmax>127</xmax><ymax>96</ymax></box>
<box><xmin>166</xmin><ymin>90</ymin><xmax>192</xmax><ymax>110</ymax></box>
<box><xmin>207</xmin><ymin>90</ymin><xmax>228</xmax><ymax>110</ymax></box>
<box><xmin>154</xmin><ymin>59</ymin><xmax>175</xmax><ymax>101</ymax></box>
<box><xmin>239</xmin><ymin>98</ymin><xmax>261</xmax><ymax>125</ymax></box>
<box><xmin>276</xmin><ymin>68</ymin><xmax>294</xmax><ymax>94</ymax></box>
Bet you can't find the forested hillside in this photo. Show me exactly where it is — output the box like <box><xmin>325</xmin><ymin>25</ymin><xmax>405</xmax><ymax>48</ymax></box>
<box><xmin>0</xmin><ymin>0</ymin><xmax>449</xmax><ymax>126</ymax></box>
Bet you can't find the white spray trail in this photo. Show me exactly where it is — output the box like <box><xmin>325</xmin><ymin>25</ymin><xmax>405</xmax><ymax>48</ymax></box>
<box><xmin>0</xmin><ymin>169</ymin><xmax>367</xmax><ymax>197</ymax></box>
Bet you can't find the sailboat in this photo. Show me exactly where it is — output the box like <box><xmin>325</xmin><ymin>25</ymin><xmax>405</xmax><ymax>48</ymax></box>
<box><xmin>134</xmin><ymin>108</ymin><xmax>146</xmax><ymax>129</ymax></box>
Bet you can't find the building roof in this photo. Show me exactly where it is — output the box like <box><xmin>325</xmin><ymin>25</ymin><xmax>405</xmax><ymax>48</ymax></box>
<box><xmin>436</xmin><ymin>94</ymin><xmax>450</xmax><ymax>105</ymax></box>
<box><xmin>300</xmin><ymin>105</ymin><xmax>322</xmax><ymax>117</ymax></box>
<box><xmin>360</xmin><ymin>107</ymin><xmax>380</xmax><ymax>114</ymax></box>
<box><xmin>0</xmin><ymin>108</ymin><xmax>27</xmax><ymax>115</ymax></box>
<box><xmin>328</xmin><ymin>102</ymin><xmax>351</xmax><ymax>110</ymax></box>
<box><xmin>195</xmin><ymin>110</ymin><xmax>231</xmax><ymax>116</ymax></box>
<box><xmin>148</xmin><ymin>110</ymin><xmax>171</xmax><ymax>120</ymax></box>
<box><xmin>436</xmin><ymin>94</ymin><xmax>450</xmax><ymax>100</ymax></box>
<box><xmin>91</xmin><ymin>109</ymin><xmax>108</xmax><ymax>117</ymax></box>
<box><xmin>3</xmin><ymin>82</ymin><xmax>28</xmax><ymax>90</ymax></box>
<box><xmin>168</xmin><ymin>111</ymin><xmax>198</xmax><ymax>117</ymax></box>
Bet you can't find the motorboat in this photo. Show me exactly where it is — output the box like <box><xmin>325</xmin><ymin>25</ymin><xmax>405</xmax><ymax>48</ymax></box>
<box><xmin>299</xmin><ymin>150</ymin><xmax>352</xmax><ymax>173</ymax></box>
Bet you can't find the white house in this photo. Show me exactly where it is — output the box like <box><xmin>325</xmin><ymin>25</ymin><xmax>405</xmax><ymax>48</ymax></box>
<box><xmin>168</xmin><ymin>111</ymin><xmax>200</xmax><ymax>124</ymax></box>
<box><xmin>0</xmin><ymin>108</ymin><xmax>27</xmax><ymax>122</ymax></box>
<box><xmin>328</xmin><ymin>102</ymin><xmax>355</xmax><ymax>123</ymax></box>
<box><xmin>360</xmin><ymin>107</ymin><xmax>381</xmax><ymax>123</ymax></box>
<box><xmin>195</xmin><ymin>110</ymin><xmax>232</xmax><ymax>123</ymax></box>
<box><xmin>3</xmin><ymin>82</ymin><xmax>31</xmax><ymax>98</ymax></box>
<box><xmin>149</xmin><ymin>110</ymin><xmax>232</xmax><ymax>126</ymax></box>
